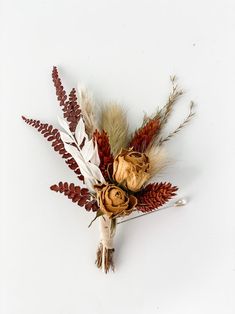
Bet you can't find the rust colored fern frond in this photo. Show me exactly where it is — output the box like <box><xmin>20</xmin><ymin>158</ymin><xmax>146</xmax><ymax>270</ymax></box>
<box><xmin>136</xmin><ymin>182</ymin><xmax>178</xmax><ymax>212</ymax></box>
<box><xmin>128</xmin><ymin>118</ymin><xmax>161</xmax><ymax>152</ymax></box>
<box><xmin>52</xmin><ymin>66</ymin><xmax>68</xmax><ymax>107</ymax></box>
<box><xmin>50</xmin><ymin>182</ymin><xmax>99</xmax><ymax>211</ymax></box>
<box><xmin>22</xmin><ymin>116</ymin><xmax>83</xmax><ymax>181</ymax></box>
<box><xmin>52</xmin><ymin>67</ymin><xmax>81</xmax><ymax>132</ymax></box>
<box><xmin>93</xmin><ymin>130</ymin><xmax>114</xmax><ymax>181</ymax></box>
<box><xmin>63</xmin><ymin>88</ymin><xmax>81</xmax><ymax>132</ymax></box>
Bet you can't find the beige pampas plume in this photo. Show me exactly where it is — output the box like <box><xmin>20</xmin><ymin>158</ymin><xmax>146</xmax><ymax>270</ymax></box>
<box><xmin>79</xmin><ymin>87</ymin><xmax>98</xmax><ymax>138</ymax></box>
<box><xmin>146</xmin><ymin>145</ymin><xmax>168</xmax><ymax>178</ymax></box>
<box><xmin>101</xmin><ymin>102</ymin><xmax>128</xmax><ymax>156</ymax></box>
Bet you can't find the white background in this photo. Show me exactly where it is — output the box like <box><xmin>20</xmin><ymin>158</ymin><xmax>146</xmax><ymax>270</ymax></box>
<box><xmin>1</xmin><ymin>0</ymin><xmax>235</xmax><ymax>313</ymax></box>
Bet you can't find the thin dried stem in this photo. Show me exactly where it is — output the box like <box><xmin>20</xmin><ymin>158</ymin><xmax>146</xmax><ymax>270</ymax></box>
<box><xmin>156</xmin><ymin>75</ymin><xmax>183</xmax><ymax>131</ymax></box>
<box><xmin>158</xmin><ymin>101</ymin><xmax>195</xmax><ymax>146</ymax></box>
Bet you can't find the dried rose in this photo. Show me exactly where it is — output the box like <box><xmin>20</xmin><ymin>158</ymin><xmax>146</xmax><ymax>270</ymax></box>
<box><xmin>112</xmin><ymin>148</ymin><xmax>150</xmax><ymax>192</ymax></box>
<box><xmin>95</xmin><ymin>184</ymin><xmax>137</xmax><ymax>218</ymax></box>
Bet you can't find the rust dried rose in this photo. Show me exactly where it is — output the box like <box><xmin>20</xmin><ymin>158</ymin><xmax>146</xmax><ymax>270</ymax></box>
<box><xmin>95</xmin><ymin>184</ymin><xmax>137</xmax><ymax>218</ymax></box>
<box><xmin>113</xmin><ymin>148</ymin><xmax>150</xmax><ymax>192</ymax></box>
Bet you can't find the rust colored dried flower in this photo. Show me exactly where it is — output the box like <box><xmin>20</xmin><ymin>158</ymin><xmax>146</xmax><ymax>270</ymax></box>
<box><xmin>95</xmin><ymin>184</ymin><xmax>137</xmax><ymax>218</ymax></box>
<box><xmin>113</xmin><ymin>148</ymin><xmax>150</xmax><ymax>192</ymax></box>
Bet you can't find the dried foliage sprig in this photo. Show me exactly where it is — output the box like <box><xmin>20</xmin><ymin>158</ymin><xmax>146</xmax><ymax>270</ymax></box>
<box><xmin>158</xmin><ymin>75</ymin><xmax>183</xmax><ymax>128</ymax></box>
<box><xmin>129</xmin><ymin>76</ymin><xmax>184</xmax><ymax>152</ymax></box>
<box><xmin>50</xmin><ymin>182</ymin><xmax>98</xmax><ymax>211</ymax></box>
<box><xmin>22</xmin><ymin>116</ymin><xmax>83</xmax><ymax>181</ymax></box>
<box><xmin>52</xmin><ymin>66</ymin><xmax>81</xmax><ymax>132</ymax></box>
<box><xmin>158</xmin><ymin>101</ymin><xmax>195</xmax><ymax>146</ymax></box>
<box><xmin>58</xmin><ymin>117</ymin><xmax>105</xmax><ymax>192</ymax></box>
<box><xmin>136</xmin><ymin>182</ymin><xmax>178</xmax><ymax>212</ymax></box>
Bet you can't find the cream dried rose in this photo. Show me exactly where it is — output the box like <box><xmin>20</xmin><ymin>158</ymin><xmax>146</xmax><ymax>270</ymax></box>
<box><xmin>96</xmin><ymin>184</ymin><xmax>137</xmax><ymax>218</ymax></box>
<box><xmin>112</xmin><ymin>148</ymin><xmax>150</xmax><ymax>192</ymax></box>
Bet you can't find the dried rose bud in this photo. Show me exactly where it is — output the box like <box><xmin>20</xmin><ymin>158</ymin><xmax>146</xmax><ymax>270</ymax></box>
<box><xmin>95</xmin><ymin>184</ymin><xmax>137</xmax><ymax>218</ymax></box>
<box><xmin>112</xmin><ymin>148</ymin><xmax>150</xmax><ymax>192</ymax></box>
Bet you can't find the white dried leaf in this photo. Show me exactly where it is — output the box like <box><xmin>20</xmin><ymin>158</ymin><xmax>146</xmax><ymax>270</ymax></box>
<box><xmin>81</xmin><ymin>139</ymin><xmax>95</xmax><ymax>162</ymax></box>
<box><xmin>90</xmin><ymin>140</ymin><xmax>100</xmax><ymax>166</ymax></box>
<box><xmin>88</xmin><ymin>162</ymin><xmax>105</xmax><ymax>183</ymax></box>
<box><xmin>59</xmin><ymin>131</ymin><xmax>73</xmax><ymax>143</ymax></box>
<box><xmin>75</xmin><ymin>118</ymin><xmax>88</xmax><ymax>145</ymax></box>
<box><xmin>58</xmin><ymin>116</ymin><xmax>73</xmax><ymax>137</ymax></box>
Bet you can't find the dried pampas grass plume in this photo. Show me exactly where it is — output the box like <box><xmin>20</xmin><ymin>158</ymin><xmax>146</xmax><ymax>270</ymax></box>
<box><xmin>79</xmin><ymin>88</ymin><xmax>98</xmax><ymax>138</ymax></box>
<box><xmin>146</xmin><ymin>145</ymin><xmax>168</xmax><ymax>178</ymax></box>
<box><xmin>101</xmin><ymin>103</ymin><xmax>128</xmax><ymax>155</ymax></box>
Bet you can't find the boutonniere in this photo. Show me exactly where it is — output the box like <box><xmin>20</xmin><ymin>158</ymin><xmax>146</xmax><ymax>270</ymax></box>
<box><xmin>23</xmin><ymin>67</ymin><xmax>195</xmax><ymax>273</ymax></box>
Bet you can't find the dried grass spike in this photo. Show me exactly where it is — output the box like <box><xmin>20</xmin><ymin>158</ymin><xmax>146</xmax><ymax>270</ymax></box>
<box><xmin>146</xmin><ymin>145</ymin><xmax>168</xmax><ymax>178</ymax></box>
<box><xmin>158</xmin><ymin>101</ymin><xmax>195</xmax><ymax>146</ymax></box>
<box><xmin>80</xmin><ymin>88</ymin><xmax>98</xmax><ymax>138</ymax></box>
<box><xmin>101</xmin><ymin>103</ymin><xmax>128</xmax><ymax>155</ymax></box>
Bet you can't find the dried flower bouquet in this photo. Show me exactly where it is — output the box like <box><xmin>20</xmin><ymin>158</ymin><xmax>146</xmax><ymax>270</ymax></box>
<box><xmin>23</xmin><ymin>67</ymin><xmax>194</xmax><ymax>273</ymax></box>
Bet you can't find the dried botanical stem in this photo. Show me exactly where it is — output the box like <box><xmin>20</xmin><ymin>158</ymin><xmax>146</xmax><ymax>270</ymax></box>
<box><xmin>159</xmin><ymin>75</ymin><xmax>183</xmax><ymax>127</ymax></box>
<box><xmin>158</xmin><ymin>101</ymin><xmax>195</xmax><ymax>146</ymax></box>
<box><xmin>95</xmin><ymin>215</ymin><xmax>116</xmax><ymax>273</ymax></box>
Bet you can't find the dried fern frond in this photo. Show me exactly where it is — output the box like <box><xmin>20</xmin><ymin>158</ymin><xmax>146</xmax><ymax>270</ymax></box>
<box><xmin>79</xmin><ymin>89</ymin><xmax>98</xmax><ymax>138</ymax></box>
<box><xmin>158</xmin><ymin>101</ymin><xmax>195</xmax><ymax>146</ymax></box>
<box><xmin>93</xmin><ymin>130</ymin><xmax>114</xmax><ymax>181</ymax></box>
<box><xmin>22</xmin><ymin>116</ymin><xmax>83</xmax><ymax>181</ymax></box>
<box><xmin>52</xmin><ymin>67</ymin><xmax>81</xmax><ymax>132</ymax></box>
<box><xmin>129</xmin><ymin>118</ymin><xmax>161</xmax><ymax>152</ymax></box>
<box><xmin>146</xmin><ymin>145</ymin><xmax>168</xmax><ymax>178</ymax></box>
<box><xmin>101</xmin><ymin>103</ymin><xmax>128</xmax><ymax>156</ymax></box>
<box><xmin>52</xmin><ymin>66</ymin><xmax>68</xmax><ymax>107</ymax></box>
<box><xmin>136</xmin><ymin>182</ymin><xmax>178</xmax><ymax>212</ymax></box>
<box><xmin>50</xmin><ymin>182</ymin><xmax>98</xmax><ymax>211</ymax></box>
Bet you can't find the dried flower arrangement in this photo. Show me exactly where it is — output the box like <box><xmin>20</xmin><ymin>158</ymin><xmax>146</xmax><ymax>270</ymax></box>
<box><xmin>22</xmin><ymin>67</ymin><xmax>195</xmax><ymax>273</ymax></box>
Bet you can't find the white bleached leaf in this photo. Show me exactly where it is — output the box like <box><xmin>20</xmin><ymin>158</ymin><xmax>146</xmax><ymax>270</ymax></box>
<box><xmin>58</xmin><ymin>116</ymin><xmax>73</xmax><ymax>136</ymax></box>
<box><xmin>75</xmin><ymin>118</ymin><xmax>88</xmax><ymax>145</ymax></box>
<box><xmin>88</xmin><ymin>162</ymin><xmax>105</xmax><ymax>183</ymax></box>
<box><xmin>63</xmin><ymin>143</ymin><xmax>80</xmax><ymax>161</ymax></box>
<box><xmin>59</xmin><ymin>131</ymin><xmax>73</xmax><ymax>143</ymax></box>
<box><xmin>81</xmin><ymin>139</ymin><xmax>95</xmax><ymax>162</ymax></box>
<box><xmin>63</xmin><ymin>143</ymin><xmax>92</xmax><ymax>178</ymax></box>
<box><xmin>90</xmin><ymin>140</ymin><xmax>100</xmax><ymax>166</ymax></box>
<box><xmin>77</xmin><ymin>159</ymin><xmax>94</xmax><ymax>178</ymax></box>
<box><xmin>84</xmin><ymin>178</ymin><xmax>96</xmax><ymax>193</ymax></box>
